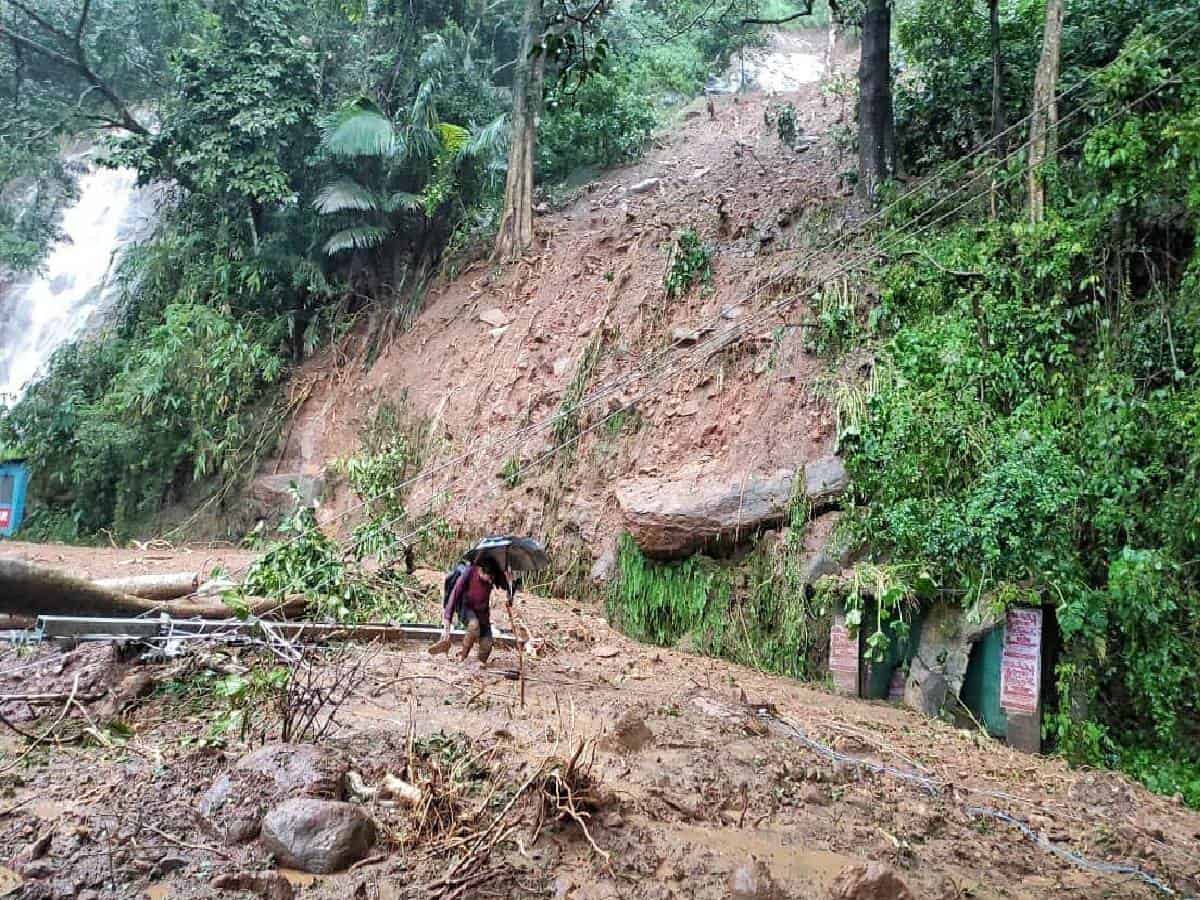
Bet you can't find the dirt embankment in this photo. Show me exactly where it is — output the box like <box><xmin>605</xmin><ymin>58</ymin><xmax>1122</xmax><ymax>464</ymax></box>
<box><xmin>264</xmin><ymin>31</ymin><xmax>857</xmax><ymax>565</ymax></box>
<box><xmin>2</xmin><ymin>569</ymin><xmax>1199</xmax><ymax>899</ymax></box>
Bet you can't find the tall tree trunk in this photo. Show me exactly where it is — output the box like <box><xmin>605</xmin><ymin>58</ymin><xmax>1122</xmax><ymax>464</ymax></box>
<box><xmin>494</xmin><ymin>0</ymin><xmax>543</xmax><ymax>262</ymax></box>
<box><xmin>823</xmin><ymin>19</ymin><xmax>837</xmax><ymax>84</ymax></box>
<box><xmin>989</xmin><ymin>0</ymin><xmax>1004</xmax><ymax>142</ymax></box>
<box><xmin>857</xmin><ymin>0</ymin><xmax>895</xmax><ymax>200</ymax></box>
<box><xmin>1028</xmin><ymin>0</ymin><xmax>1064</xmax><ymax>222</ymax></box>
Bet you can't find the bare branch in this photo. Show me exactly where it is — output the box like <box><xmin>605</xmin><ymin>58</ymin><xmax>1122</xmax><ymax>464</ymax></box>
<box><xmin>741</xmin><ymin>1</ymin><xmax>816</xmax><ymax>25</ymax></box>
<box><xmin>0</xmin><ymin>15</ymin><xmax>148</xmax><ymax>136</ymax></box>
<box><xmin>6</xmin><ymin>0</ymin><xmax>73</xmax><ymax>44</ymax></box>
<box><xmin>75</xmin><ymin>0</ymin><xmax>93</xmax><ymax>48</ymax></box>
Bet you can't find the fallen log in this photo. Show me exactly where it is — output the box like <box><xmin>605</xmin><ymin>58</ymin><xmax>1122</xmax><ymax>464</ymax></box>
<box><xmin>0</xmin><ymin>559</ymin><xmax>305</xmax><ymax>620</ymax></box>
<box><xmin>93</xmin><ymin>571</ymin><xmax>200</xmax><ymax>602</ymax></box>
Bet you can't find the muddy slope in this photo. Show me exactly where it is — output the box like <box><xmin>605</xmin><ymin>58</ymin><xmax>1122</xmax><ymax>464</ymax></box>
<box><xmin>2</xmin><ymin>571</ymin><xmax>1198</xmax><ymax>899</ymax></box>
<box><xmin>267</xmin><ymin>31</ymin><xmax>855</xmax><ymax>562</ymax></box>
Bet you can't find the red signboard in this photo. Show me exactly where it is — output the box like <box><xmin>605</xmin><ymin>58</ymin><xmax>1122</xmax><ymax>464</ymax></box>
<box><xmin>830</xmin><ymin>623</ymin><xmax>857</xmax><ymax>673</ymax></box>
<box><xmin>1000</xmin><ymin>608</ymin><xmax>1042</xmax><ymax>714</ymax></box>
<box><xmin>829</xmin><ymin>617</ymin><xmax>859</xmax><ymax>694</ymax></box>
<box><xmin>0</xmin><ymin>507</ymin><xmax>10</xmax><ymax>530</ymax></box>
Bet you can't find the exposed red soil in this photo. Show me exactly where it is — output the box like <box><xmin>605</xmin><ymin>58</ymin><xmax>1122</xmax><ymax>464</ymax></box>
<box><xmin>1</xmin><ymin>568</ymin><xmax>1198</xmax><ymax>899</ymax></box>
<box><xmin>268</xmin><ymin>31</ymin><xmax>858</xmax><ymax>564</ymax></box>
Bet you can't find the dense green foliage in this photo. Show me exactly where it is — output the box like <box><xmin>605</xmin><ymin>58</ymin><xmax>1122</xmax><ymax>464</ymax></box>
<box><xmin>893</xmin><ymin>0</ymin><xmax>1190</xmax><ymax>169</ymax></box>
<box><xmin>838</xmin><ymin>18</ymin><xmax>1200</xmax><ymax>803</ymax></box>
<box><xmin>0</xmin><ymin>0</ymin><xmax>769</xmax><ymax>537</ymax></box>
<box><xmin>609</xmin><ymin>500</ymin><xmax>832</xmax><ymax>682</ymax></box>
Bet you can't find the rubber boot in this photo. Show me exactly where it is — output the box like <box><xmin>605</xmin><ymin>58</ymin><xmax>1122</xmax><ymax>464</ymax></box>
<box><xmin>458</xmin><ymin>619</ymin><xmax>480</xmax><ymax>661</ymax></box>
<box><xmin>477</xmin><ymin>636</ymin><xmax>494</xmax><ymax>667</ymax></box>
<box><xmin>428</xmin><ymin>624</ymin><xmax>452</xmax><ymax>655</ymax></box>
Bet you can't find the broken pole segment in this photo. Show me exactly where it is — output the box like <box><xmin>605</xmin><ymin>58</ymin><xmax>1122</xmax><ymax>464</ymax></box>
<box><xmin>33</xmin><ymin>615</ymin><xmax>519</xmax><ymax>649</ymax></box>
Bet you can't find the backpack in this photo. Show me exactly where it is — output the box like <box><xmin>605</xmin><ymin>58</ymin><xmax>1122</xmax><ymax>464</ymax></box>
<box><xmin>443</xmin><ymin>561</ymin><xmax>471</xmax><ymax>605</ymax></box>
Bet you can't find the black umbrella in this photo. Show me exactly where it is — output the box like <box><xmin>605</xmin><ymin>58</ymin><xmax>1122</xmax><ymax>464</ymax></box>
<box><xmin>463</xmin><ymin>536</ymin><xmax>549</xmax><ymax>573</ymax></box>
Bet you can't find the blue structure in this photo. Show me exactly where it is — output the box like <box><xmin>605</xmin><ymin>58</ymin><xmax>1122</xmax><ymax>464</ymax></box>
<box><xmin>0</xmin><ymin>459</ymin><xmax>29</xmax><ymax>538</ymax></box>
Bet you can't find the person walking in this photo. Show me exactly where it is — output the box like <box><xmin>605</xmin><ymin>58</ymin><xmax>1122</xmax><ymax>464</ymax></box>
<box><xmin>428</xmin><ymin>557</ymin><xmax>514</xmax><ymax>665</ymax></box>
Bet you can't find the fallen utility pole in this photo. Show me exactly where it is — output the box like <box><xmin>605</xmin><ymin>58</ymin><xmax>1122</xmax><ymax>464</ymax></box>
<box><xmin>93</xmin><ymin>571</ymin><xmax>200</xmax><ymax>602</ymax></box>
<box><xmin>0</xmin><ymin>559</ymin><xmax>304</xmax><ymax>619</ymax></box>
<box><xmin>32</xmin><ymin>615</ymin><xmax>519</xmax><ymax>649</ymax></box>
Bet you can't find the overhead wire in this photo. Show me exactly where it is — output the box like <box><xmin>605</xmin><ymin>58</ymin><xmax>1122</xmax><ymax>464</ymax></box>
<box><xmin>256</xmin><ymin>17</ymin><xmax>1199</xmax><ymax>563</ymax></box>
<box><xmin>379</xmin><ymin>38</ymin><xmax>1200</xmax><ymax>561</ymax></box>
<box><xmin>369</xmin><ymin>25</ymin><xmax>1200</xmax><ymax>556</ymax></box>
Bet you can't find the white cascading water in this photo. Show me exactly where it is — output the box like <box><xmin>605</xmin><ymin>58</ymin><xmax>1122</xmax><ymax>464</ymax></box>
<box><xmin>0</xmin><ymin>165</ymin><xmax>158</xmax><ymax>403</ymax></box>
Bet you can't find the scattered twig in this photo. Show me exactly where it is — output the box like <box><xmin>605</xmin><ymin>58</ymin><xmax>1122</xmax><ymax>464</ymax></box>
<box><xmin>0</xmin><ymin>674</ymin><xmax>80</xmax><ymax>775</ymax></box>
<box><xmin>142</xmin><ymin>824</ymin><xmax>233</xmax><ymax>860</ymax></box>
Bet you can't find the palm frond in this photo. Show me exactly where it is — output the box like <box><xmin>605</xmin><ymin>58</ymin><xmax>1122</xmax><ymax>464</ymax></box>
<box><xmin>419</xmin><ymin>35</ymin><xmax>452</xmax><ymax>73</ymax></box>
<box><xmin>312</xmin><ymin>178</ymin><xmax>380</xmax><ymax>214</ymax></box>
<box><xmin>406</xmin><ymin>124</ymin><xmax>442</xmax><ymax>163</ymax></box>
<box><xmin>465</xmin><ymin>113</ymin><xmax>509</xmax><ymax>162</ymax></box>
<box><xmin>321</xmin><ymin>107</ymin><xmax>398</xmax><ymax>159</ymax></box>
<box><xmin>410</xmin><ymin>79</ymin><xmax>440</xmax><ymax>136</ymax></box>
<box><xmin>380</xmin><ymin>192</ymin><xmax>425</xmax><ymax>214</ymax></box>
<box><xmin>322</xmin><ymin>226</ymin><xmax>388</xmax><ymax>256</ymax></box>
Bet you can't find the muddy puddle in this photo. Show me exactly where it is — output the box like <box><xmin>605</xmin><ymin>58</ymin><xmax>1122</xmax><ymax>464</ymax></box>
<box><xmin>667</xmin><ymin>822</ymin><xmax>858</xmax><ymax>888</ymax></box>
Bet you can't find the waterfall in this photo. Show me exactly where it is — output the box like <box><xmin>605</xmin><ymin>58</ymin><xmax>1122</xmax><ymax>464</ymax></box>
<box><xmin>0</xmin><ymin>165</ymin><xmax>159</xmax><ymax>403</ymax></box>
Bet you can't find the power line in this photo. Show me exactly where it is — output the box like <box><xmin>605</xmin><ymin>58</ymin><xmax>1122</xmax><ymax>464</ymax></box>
<box><xmin>379</xmin><ymin>39</ymin><xmax>1200</xmax><ymax>556</ymax></box>
<box><xmin>260</xmin><ymin>19</ymin><xmax>1198</xmax><ymax>563</ymax></box>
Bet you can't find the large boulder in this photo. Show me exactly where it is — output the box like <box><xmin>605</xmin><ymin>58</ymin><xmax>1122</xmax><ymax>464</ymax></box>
<box><xmin>200</xmin><ymin>744</ymin><xmax>349</xmax><ymax>844</ymax></box>
<box><xmin>903</xmin><ymin>598</ymin><xmax>1003</xmax><ymax>717</ymax></box>
<box><xmin>616</xmin><ymin>465</ymin><xmax>795</xmax><ymax>559</ymax></box>
<box><xmin>260</xmin><ymin>799</ymin><xmax>375</xmax><ymax>874</ymax></box>
<box><xmin>803</xmin><ymin>456</ymin><xmax>849</xmax><ymax>508</ymax></box>
<box><xmin>799</xmin><ymin>512</ymin><xmax>856</xmax><ymax>587</ymax></box>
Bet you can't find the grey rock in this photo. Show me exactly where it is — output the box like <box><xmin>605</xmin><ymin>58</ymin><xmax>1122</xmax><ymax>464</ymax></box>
<box><xmin>727</xmin><ymin>859</ymin><xmax>783</xmax><ymax>899</ymax></box>
<box><xmin>905</xmin><ymin>656</ymin><xmax>948</xmax><ymax>717</ymax></box>
<box><xmin>153</xmin><ymin>854</ymin><xmax>188</xmax><ymax>876</ymax></box>
<box><xmin>803</xmin><ymin>455</ymin><xmax>849</xmax><ymax>506</ymax></box>
<box><xmin>479</xmin><ymin>307</ymin><xmax>510</xmax><ymax>328</ymax></box>
<box><xmin>799</xmin><ymin>513</ymin><xmax>857</xmax><ymax>587</ymax></box>
<box><xmin>904</xmin><ymin>598</ymin><xmax>1003</xmax><ymax>717</ymax></box>
<box><xmin>590</xmin><ymin>544</ymin><xmax>617</xmax><ymax>585</ymax></box>
<box><xmin>627</xmin><ymin>177</ymin><xmax>661</xmax><ymax>195</ymax></box>
<box><xmin>611</xmin><ymin>709</ymin><xmax>655</xmax><ymax>753</ymax></box>
<box><xmin>200</xmin><ymin>743</ymin><xmax>349</xmax><ymax>845</ymax></box>
<box><xmin>616</xmin><ymin>464</ymin><xmax>796</xmax><ymax>559</ymax></box>
<box><xmin>21</xmin><ymin>861</ymin><xmax>53</xmax><ymax>880</ymax></box>
<box><xmin>260</xmin><ymin>799</ymin><xmax>375</xmax><ymax>874</ymax></box>
<box><xmin>211</xmin><ymin>870</ymin><xmax>295</xmax><ymax>900</ymax></box>
<box><xmin>248</xmin><ymin>474</ymin><xmax>323</xmax><ymax>513</ymax></box>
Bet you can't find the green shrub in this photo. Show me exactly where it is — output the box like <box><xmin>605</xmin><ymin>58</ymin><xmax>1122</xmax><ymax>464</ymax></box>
<box><xmin>664</xmin><ymin>229</ymin><xmax>713</xmax><ymax>299</ymax></box>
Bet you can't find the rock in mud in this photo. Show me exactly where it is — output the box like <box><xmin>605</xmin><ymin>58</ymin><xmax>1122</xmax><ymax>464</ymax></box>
<box><xmin>248</xmin><ymin>474</ymin><xmax>324</xmax><ymax>517</ymax></box>
<box><xmin>479</xmin><ymin>307</ymin><xmax>510</xmax><ymax>327</ymax></box>
<box><xmin>611</xmin><ymin>709</ymin><xmax>655</xmax><ymax>753</ymax></box>
<box><xmin>803</xmin><ymin>456</ymin><xmax>849</xmax><ymax>508</ymax></box>
<box><xmin>827</xmin><ymin>863</ymin><xmax>914</xmax><ymax>900</ymax></box>
<box><xmin>627</xmin><ymin>177</ymin><xmax>661</xmax><ymax>195</ymax></box>
<box><xmin>200</xmin><ymin>743</ymin><xmax>349</xmax><ymax>844</ymax></box>
<box><xmin>212</xmin><ymin>870</ymin><xmax>295</xmax><ymax>900</ymax></box>
<box><xmin>728</xmin><ymin>858</ymin><xmax>785</xmax><ymax>899</ymax></box>
<box><xmin>260</xmin><ymin>798</ymin><xmax>375</xmax><ymax>874</ymax></box>
<box><xmin>616</xmin><ymin>464</ymin><xmax>796</xmax><ymax>559</ymax></box>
